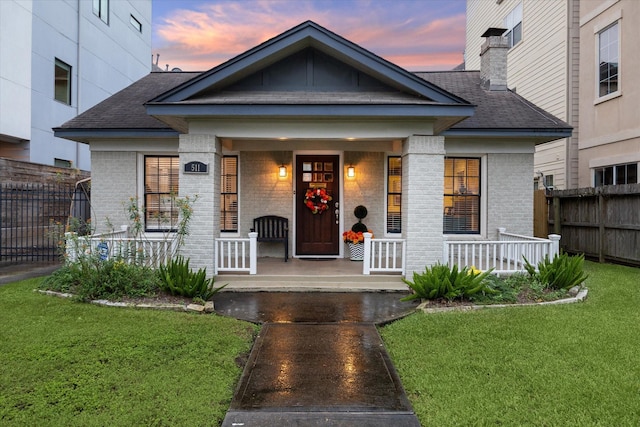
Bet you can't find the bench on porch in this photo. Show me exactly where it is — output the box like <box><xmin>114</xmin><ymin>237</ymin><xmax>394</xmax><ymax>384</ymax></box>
<box><xmin>251</xmin><ymin>215</ymin><xmax>289</xmax><ymax>262</ymax></box>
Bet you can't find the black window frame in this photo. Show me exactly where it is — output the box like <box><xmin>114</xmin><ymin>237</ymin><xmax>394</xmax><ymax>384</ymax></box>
<box><xmin>386</xmin><ymin>156</ymin><xmax>402</xmax><ymax>234</ymax></box>
<box><xmin>144</xmin><ymin>156</ymin><xmax>179</xmax><ymax>232</ymax></box>
<box><xmin>443</xmin><ymin>157</ymin><xmax>481</xmax><ymax>235</ymax></box>
<box><xmin>220</xmin><ymin>155</ymin><xmax>238</xmax><ymax>232</ymax></box>
<box><xmin>54</xmin><ymin>58</ymin><xmax>71</xmax><ymax>105</ymax></box>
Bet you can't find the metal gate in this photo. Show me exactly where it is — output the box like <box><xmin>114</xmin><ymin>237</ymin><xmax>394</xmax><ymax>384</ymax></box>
<box><xmin>0</xmin><ymin>181</ymin><xmax>90</xmax><ymax>265</ymax></box>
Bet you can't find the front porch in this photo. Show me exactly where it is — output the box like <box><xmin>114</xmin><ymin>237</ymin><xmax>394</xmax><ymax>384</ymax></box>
<box><xmin>216</xmin><ymin>257</ymin><xmax>407</xmax><ymax>291</ymax></box>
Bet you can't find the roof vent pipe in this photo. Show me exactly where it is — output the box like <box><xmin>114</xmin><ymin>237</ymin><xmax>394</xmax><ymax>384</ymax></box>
<box><xmin>480</xmin><ymin>28</ymin><xmax>508</xmax><ymax>91</ymax></box>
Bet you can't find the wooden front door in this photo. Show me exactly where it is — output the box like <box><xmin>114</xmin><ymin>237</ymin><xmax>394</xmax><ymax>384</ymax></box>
<box><xmin>296</xmin><ymin>155</ymin><xmax>340</xmax><ymax>256</ymax></box>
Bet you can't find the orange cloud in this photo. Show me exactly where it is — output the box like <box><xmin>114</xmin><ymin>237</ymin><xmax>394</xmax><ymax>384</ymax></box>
<box><xmin>153</xmin><ymin>1</ymin><xmax>466</xmax><ymax>72</ymax></box>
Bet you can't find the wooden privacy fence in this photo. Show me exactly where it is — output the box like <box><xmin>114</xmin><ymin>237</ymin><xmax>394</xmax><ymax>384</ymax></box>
<box><xmin>549</xmin><ymin>184</ymin><xmax>640</xmax><ymax>266</ymax></box>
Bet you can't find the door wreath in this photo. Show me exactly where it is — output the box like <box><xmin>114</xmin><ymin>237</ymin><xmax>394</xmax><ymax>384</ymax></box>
<box><xmin>304</xmin><ymin>188</ymin><xmax>332</xmax><ymax>214</ymax></box>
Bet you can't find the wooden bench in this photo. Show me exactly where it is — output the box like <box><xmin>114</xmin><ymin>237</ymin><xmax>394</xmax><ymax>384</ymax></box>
<box><xmin>251</xmin><ymin>215</ymin><xmax>289</xmax><ymax>262</ymax></box>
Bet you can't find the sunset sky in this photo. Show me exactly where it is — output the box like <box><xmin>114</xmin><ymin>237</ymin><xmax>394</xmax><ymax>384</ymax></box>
<box><xmin>151</xmin><ymin>0</ymin><xmax>467</xmax><ymax>72</ymax></box>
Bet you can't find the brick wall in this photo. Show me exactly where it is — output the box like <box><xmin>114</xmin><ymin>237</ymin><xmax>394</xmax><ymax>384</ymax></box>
<box><xmin>90</xmin><ymin>151</ymin><xmax>137</xmax><ymax>233</ymax></box>
<box><xmin>240</xmin><ymin>151</ymin><xmax>292</xmax><ymax>258</ymax></box>
<box><xmin>486</xmin><ymin>153</ymin><xmax>534</xmax><ymax>238</ymax></box>
<box><xmin>343</xmin><ymin>151</ymin><xmax>384</xmax><ymax>238</ymax></box>
<box><xmin>402</xmin><ymin>136</ymin><xmax>445</xmax><ymax>277</ymax></box>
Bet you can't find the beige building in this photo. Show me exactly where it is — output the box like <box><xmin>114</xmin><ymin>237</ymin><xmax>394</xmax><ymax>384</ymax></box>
<box><xmin>578</xmin><ymin>0</ymin><xmax>640</xmax><ymax>187</ymax></box>
<box><xmin>466</xmin><ymin>0</ymin><xmax>580</xmax><ymax>190</ymax></box>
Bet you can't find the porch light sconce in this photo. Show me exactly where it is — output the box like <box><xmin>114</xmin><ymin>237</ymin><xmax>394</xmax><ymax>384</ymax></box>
<box><xmin>278</xmin><ymin>164</ymin><xmax>288</xmax><ymax>178</ymax></box>
<box><xmin>347</xmin><ymin>165</ymin><xmax>356</xmax><ymax>178</ymax></box>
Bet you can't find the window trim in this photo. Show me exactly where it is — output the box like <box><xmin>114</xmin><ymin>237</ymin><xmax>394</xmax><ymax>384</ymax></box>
<box><xmin>385</xmin><ymin>155</ymin><xmax>402</xmax><ymax>236</ymax></box>
<box><xmin>596</xmin><ymin>21</ymin><xmax>620</xmax><ymax>101</ymax></box>
<box><xmin>443</xmin><ymin>156</ymin><xmax>482</xmax><ymax>235</ymax></box>
<box><xmin>143</xmin><ymin>155</ymin><xmax>180</xmax><ymax>232</ymax></box>
<box><xmin>54</xmin><ymin>58</ymin><xmax>71</xmax><ymax>105</ymax></box>
<box><xmin>593</xmin><ymin>162</ymin><xmax>638</xmax><ymax>187</ymax></box>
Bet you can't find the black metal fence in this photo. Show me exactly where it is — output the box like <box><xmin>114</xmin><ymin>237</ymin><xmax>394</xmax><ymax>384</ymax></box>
<box><xmin>0</xmin><ymin>181</ymin><xmax>90</xmax><ymax>265</ymax></box>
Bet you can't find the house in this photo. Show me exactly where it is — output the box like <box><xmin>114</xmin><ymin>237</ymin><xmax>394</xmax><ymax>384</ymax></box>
<box><xmin>578</xmin><ymin>0</ymin><xmax>640</xmax><ymax>187</ymax></box>
<box><xmin>0</xmin><ymin>0</ymin><xmax>151</xmax><ymax>171</ymax></box>
<box><xmin>54</xmin><ymin>21</ymin><xmax>571</xmax><ymax>278</ymax></box>
<box><xmin>465</xmin><ymin>0</ymin><xmax>580</xmax><ymax>190</ymax></box>
<box><xmin>467</xmin><ymin>0</ymin><xmax>640</xmax><ymax>190</ymax></box>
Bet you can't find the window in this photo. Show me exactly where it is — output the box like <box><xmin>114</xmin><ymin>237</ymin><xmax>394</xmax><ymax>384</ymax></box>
<box><xmin>93</xmin><ymin>0</ymin><xmax>108</xmax><ymax>24</ymax></box>
<box><xmin>54</xmin><ymin>158</ymin><xmax>72</xmax><ymax>168</ymax></box>
<box><xmin>594</xmin><ymin>163</ymin><xmax>637</xmax><ymax>187</ymax></box>
<box><xmin>503</xmin><ymin>2</ymin><xmax>523</xmax><ymax>48</ymax></box>
<box><xmin>544</xmin><ymin>174</ymin><xmax>554</xmax><ymax>189</ymax></box>
<box><xmin>144</xmin><ymin>156</ymin><xmax>179</xmax><ymax>231</ymax></box>
<box><xmin>54</xmin><ymin>59</ymin><xmax>71</xmax><ymax>105</ymax></box>
<box><xmin>221</xmin><ymin>156</ymin><xmax>238</xmax><ymax>232</ymax></box>
<box><xmin>130</xmin><ymin>15</ymin><xmax>142</xmax><ymax>32</ymax></box>
<box><xmin>444</xmin><ymin>158</ymin><xmax>480</xmax><ymax>234</ymax></box>
<box><xmin>386</xmin><ymin>156</ymin><xmax>402</xmax><ymax>234</ymax></box>
<box><xmin>598</xmin><ymin>23</ymin><xmax>619</xmax><ymax>97</ymax></box>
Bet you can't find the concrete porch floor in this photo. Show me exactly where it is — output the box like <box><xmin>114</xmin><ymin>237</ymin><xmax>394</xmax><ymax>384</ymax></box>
<box><xmin>216</xmin><ymin>257</ymin><xmax>408</xmax><ymax>292</ymax></box>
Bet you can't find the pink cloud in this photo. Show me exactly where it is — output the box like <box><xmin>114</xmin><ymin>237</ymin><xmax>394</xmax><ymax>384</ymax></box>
<box><xmin>153</xmin><ymin>2</ymin><xmax>466</xmax><ymax>72</ymax></box>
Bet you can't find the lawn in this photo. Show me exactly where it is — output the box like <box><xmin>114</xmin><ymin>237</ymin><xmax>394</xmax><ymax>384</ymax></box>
<box><xmin>0</xmin><ymin>277</ymin><xmax>257</xmax><ymax>426</ymax></box>
<box><xmin>380</xmin><ymin>261</ymin><xmax>640</xmax><ymax>426</ymax></box>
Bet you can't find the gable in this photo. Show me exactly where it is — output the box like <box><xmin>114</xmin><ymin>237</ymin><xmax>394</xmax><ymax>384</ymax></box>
<box><xmin>224</xmin><ymin>48</ymin><xmax>391</xmax><ymax>93</ymax></box>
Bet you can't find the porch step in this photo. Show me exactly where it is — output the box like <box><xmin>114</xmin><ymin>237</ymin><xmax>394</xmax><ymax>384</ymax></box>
<box><xmin>215</xmin><ymin>274</ymin><xmax>408</xmax><ymax>292</ymax></box>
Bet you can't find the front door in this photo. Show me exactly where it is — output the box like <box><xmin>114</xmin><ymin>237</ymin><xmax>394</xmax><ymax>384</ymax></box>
<box><xmin>296</xmin><ymin>155</ymin><xmax>340</xmax><ymax>256</ymax></box>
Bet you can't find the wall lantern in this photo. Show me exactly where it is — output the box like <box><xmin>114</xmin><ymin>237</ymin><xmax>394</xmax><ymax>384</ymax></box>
<box><xmin>347</xmin><ymin>165</ymin><xmax>356</xmax><ymax>178</ymax></box>
<box><xmin>278</xmin><ymin>164</ymin><xmax>288</xmax><ymax>178</ymax></box>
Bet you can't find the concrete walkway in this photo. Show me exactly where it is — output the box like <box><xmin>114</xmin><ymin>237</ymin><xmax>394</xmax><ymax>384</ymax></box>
<box><xmin>215</xmin><ymin>292</ymin><xmax>421</xmax><ymax>427</ymax></box>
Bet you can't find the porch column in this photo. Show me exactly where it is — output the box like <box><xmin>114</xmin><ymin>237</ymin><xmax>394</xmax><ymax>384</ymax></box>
<box><xmin>178</xmin><ymin>134</ymin><xmax>221</xmax><ymax>276</ymax></box>
<box><xmin>402</xmin><ymin>135</ymin><xmax>445</xmax><ymax>277</ymax></box>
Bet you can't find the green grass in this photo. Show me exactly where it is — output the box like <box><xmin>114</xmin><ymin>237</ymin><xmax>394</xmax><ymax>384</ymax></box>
<box><xmin>0</xmin><ymin>277</ymin><xmax>257</xmax><ymax>426</ymax></box>
<box><xmin>380</xmin><ymin>261</ymin><xmax>640</xmax><ymax>426</ymax></box>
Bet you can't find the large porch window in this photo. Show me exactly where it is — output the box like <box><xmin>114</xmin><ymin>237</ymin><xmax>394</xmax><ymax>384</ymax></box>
<box><xmin>220</xmin><ymin>155</ymin><xmax>238</xmax><ymax>232</ymax></box>
<box><xmin>144</xmin><ymin>156</ymin><xmax>179</xmax><ymax>231</ymax></box>
<box><xmin>386</xmin><ymin>156</ymin><xmax>402</xmax><ymax>234</ymax></box>
<box><xmin>443</xmin><ymin>157</ymin><xmax>480</xmax><ymax>234</ymax></box>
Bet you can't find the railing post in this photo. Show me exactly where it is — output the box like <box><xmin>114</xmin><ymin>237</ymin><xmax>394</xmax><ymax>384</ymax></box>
<box><xmin>249</xmin><ymin>232</ymin><xmax>258</xmax><ymax>275</ymax></box>
<box><xmin>64</xmin><ymin>232</ymin><xmax>77</xmax><ymax>263</ymax></box>
<box><xmin>120</xmin><ymin>225</ymin><xmax>129</xmax><ymax>237</ymax></box>
<box><xmin>548</xmin><ymin>234</ymin><xmax>561</xmax><ymax>258</ymax></box>
<box><xmin>497</xmin><ymin>227</ymin><xmax>506</xmax><ymax>241</ymax></box>
<box><xmin>363</xmin><ymin>232</ymin><xmax>372</xmax><ymax>275</ymax></box>
<box><xmin>442</xmin><ymin>236</ymin><xmax>449</xmax><ymax>267</ymax></box>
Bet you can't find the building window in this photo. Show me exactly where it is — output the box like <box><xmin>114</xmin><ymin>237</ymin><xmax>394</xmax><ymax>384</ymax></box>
<box><xmin>130</xmin><ymin>15</ymin><xmax>142</xmax><ymax>32</ymax></box>
<box><xmin>54</xmin><ymin>158</ymin><xmax>72</xmax><ymax>168</ymax></box>
<box><xmin>387</xmin><ymin>156</ymin><xmax>402</xmax><ymax>234</ymax></box>
<box><xmin>144</xmin><ymin>156</ymin><xmax>179</xmax><ymax>231</ymax></box>
<box><xmin>221</xmin><ymin>156</ymin><xmax>238</xmax><ymax>232</ymax></box>
<box><xmin>594</xmin><ymin>163</ymin><xmax>637</xmax><ymax>187</ymax></box>
<box><xmin>54</xmin><ymin>59</ymin><xmax>71</xmax><ymax>105</ymax></box>
<box><xmin>93</xmin><ymin>0</ymin><xmax>109</xmax><ymax>24</ymax></box>
<box><xmin>598</xmin><ymin>22</ymin><xmax>619</xmax><ymax>97</ymax></box>
<box><xmin>503</xmin><ymin>2</ymin><xmax>523</xmax><ymax>48</ymax></box>
<box><xmin>444</xmin><ymin>158</ymin><xmax>480</xmax><ymax>234</ymax></box>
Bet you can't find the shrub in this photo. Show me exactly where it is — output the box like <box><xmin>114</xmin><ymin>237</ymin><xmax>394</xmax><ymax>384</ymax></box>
<box><xmin>41</xmin><ymin>256</ymin><xmax>160</xmax><ymax>301</ymax></box>
<box><xmin>401</xmin><ymin>263</ymin><xmax>495</xmax><ymax>301</ymax></box>
<box><xmin>157</xmin><ymin>256</ymin><xmax>226</xmax><ymax>300</ymax></box>
<box><xmin>524</xmin><ymin>252</ymin><xmax>589</xmax><ymax>290</ymax></box>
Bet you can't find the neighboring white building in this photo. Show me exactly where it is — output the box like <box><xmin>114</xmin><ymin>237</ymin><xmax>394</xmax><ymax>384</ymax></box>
<box><xmin>0</xmin><ymin>0</ymin><xmax>151</xmax><ymax>171</ymax></box>
<box><xmin>465</xmin><ymin>0</ymin><xmax>580</xmax><ymax>190</ymax></box>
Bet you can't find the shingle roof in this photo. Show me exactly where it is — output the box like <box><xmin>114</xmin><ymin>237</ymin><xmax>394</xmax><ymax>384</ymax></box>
<box><xmin>56</xmin><ymin>72</ymin><xmax>199</xmax><ymax>130</ymax></box>
<box><xmin>55</xmin><ymin>70</ymin><xmax>571</xmax><ymax>140</ymax></box>
<box><xmin>416</xmin><ymin>71</ymin><xmax>571</xmax><ymax>131</ymax></box>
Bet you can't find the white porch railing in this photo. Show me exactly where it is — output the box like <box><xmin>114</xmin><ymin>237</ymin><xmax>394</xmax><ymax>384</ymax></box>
<box><xmin>443</xmin><ymin>228</ymin><xmax>561</xmax><ymax>275</ymax></box>
<box><xmin>65</xmin><ymin>225</ymin><xmax>177</xmax><ymax>268</ymax></box>
<box><xmin>214</xmin><ymin>232</ymin><xmax>257</xmax><ymax>274</ymax></box>
<box><xmin>363</xmin><ymin>232</ymin><xmax>406</xmax><ymax>275</ymax></box>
